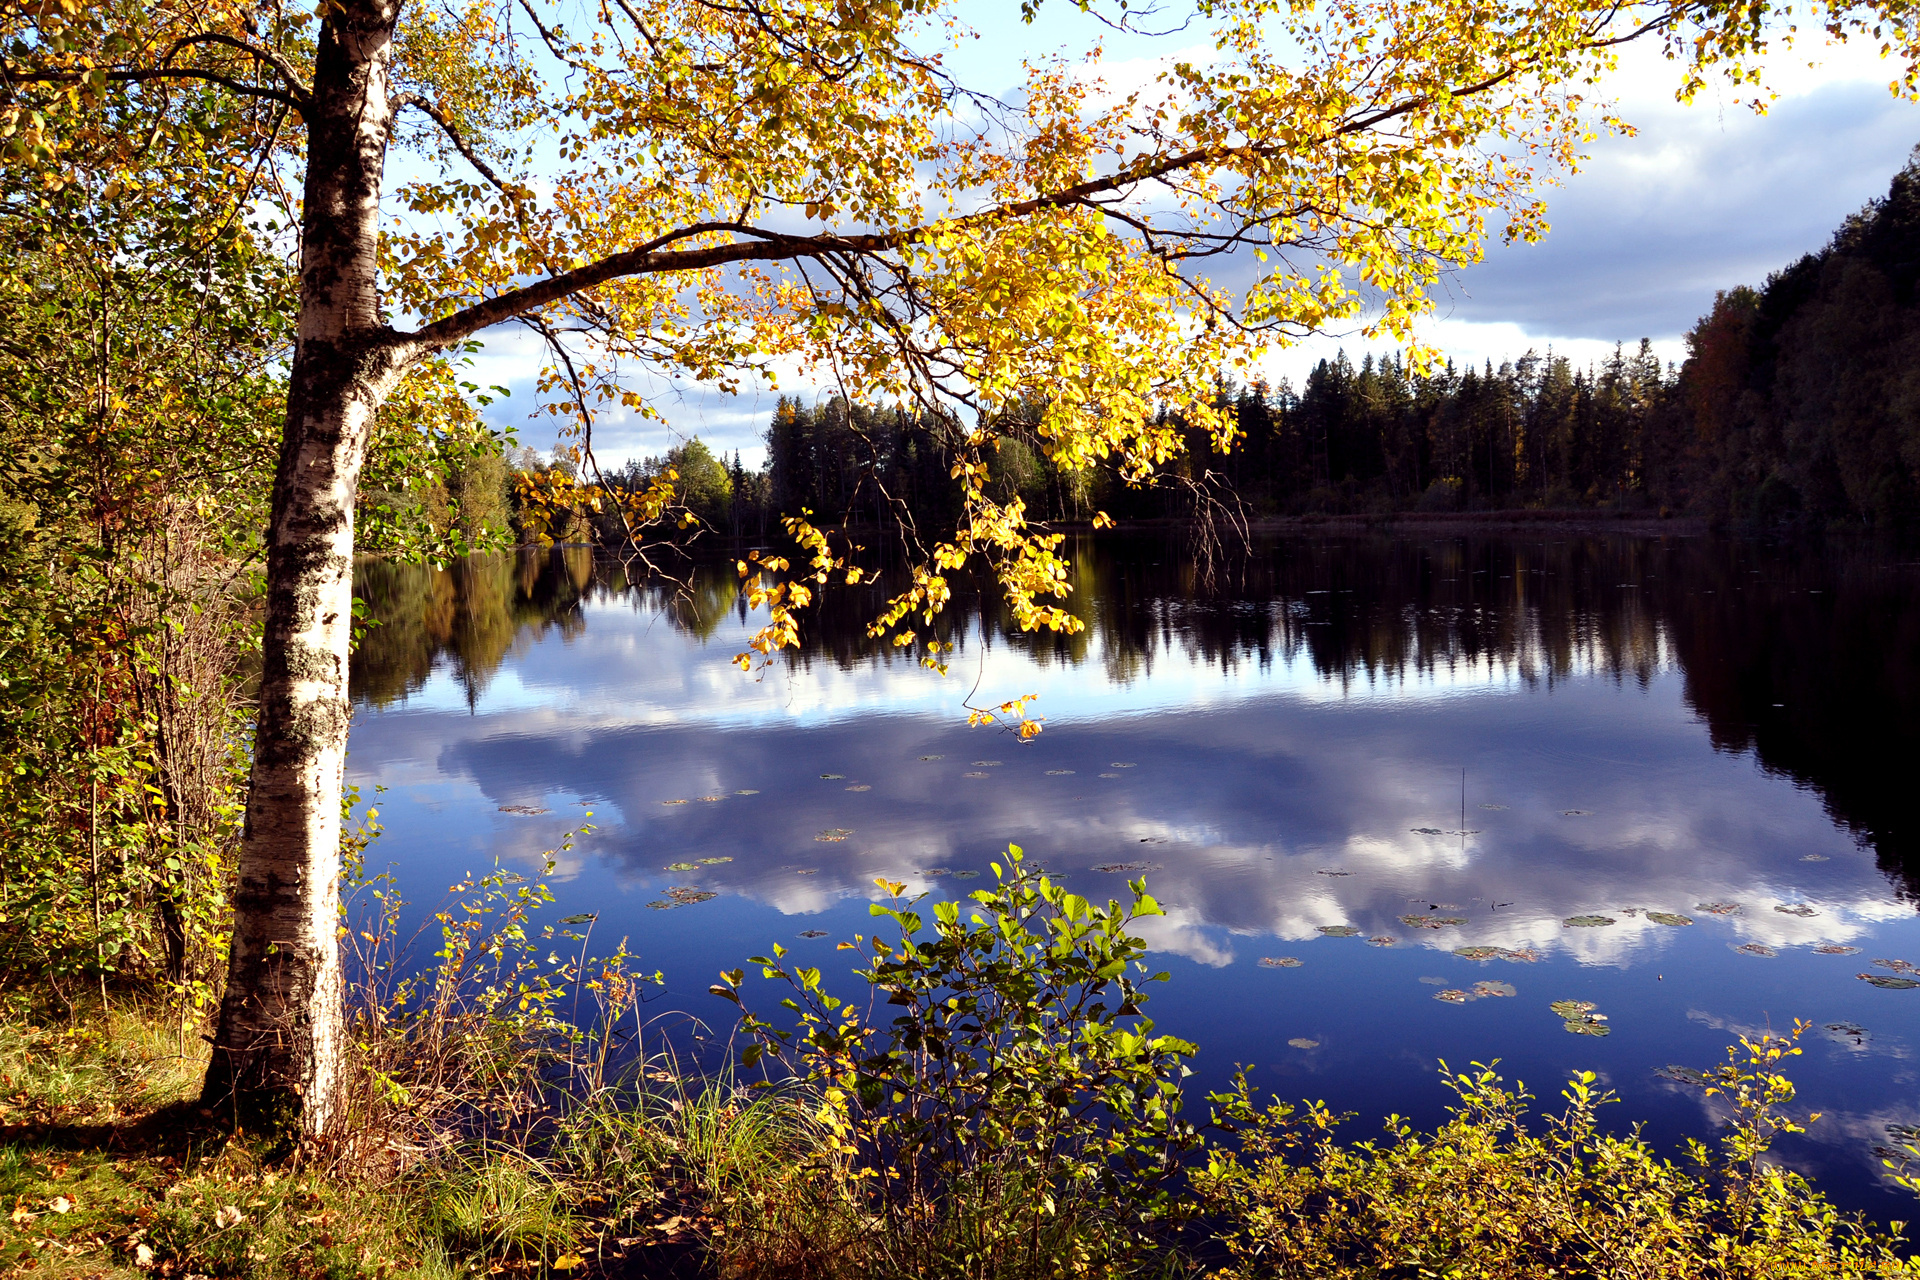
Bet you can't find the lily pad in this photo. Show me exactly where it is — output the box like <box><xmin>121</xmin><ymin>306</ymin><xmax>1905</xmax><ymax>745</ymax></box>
<box><xmin>647</xmin><ymin>886</ymin><xmax>718</xmax><ymax>909</ymax></box>
<box><xmin>1099</xmin><ymin>772</ymin><xmax>1121</xmax><ymax>778</ymax></box>
<box><xmin>1872</xmin><ymin>958</ymin><xmax>1918</xmax><ymax>974</ymax></box>
<box><xmin>1562</xmin><ymin>810</ymin><xmax>1591</xmax><ymax>816</ymax></box>
<box><xmin>1774</xmin><ymin>903</ymin><xmax>1817</xmax><ymax>917</ymax></box>
<box><xmin>1888</xmin><ymin>1124</ymin><xmax>1920</xmax><ymax>1143</ymax></box>
<box><xmin>1045</xmin><ymin>769</ymin><xmax>1076</xmax><ymax>776</ymax></box>
<box><xmin>1549</xmin><ymin>1000</ymin><xmax>1598</xmax><ymax>1018</ymax></box>
<box><xmin>661</xmin><ymin>799</ymin><xmax>690</xmax><ymax>806</ymax></box>
<box><xmin>734</xmin><ymin>789</ymin><xmax>760</xmax><ymax>795</ymax></box>
<box><xmin>964</xmin><ymin>771</ymin><xmax>989</xmax><ymax>778</ymax></box>
<box><xmin>919</xmin><ymin>755</ymin><xmax>943</xmax><ymax>761</ymax></box>
<box><xmin>1859</xmin><ymin>973</ymin><xmax>1920</xmax><ymax>989</ymax></box>
<box><xmin>846</xmin><ymin>784</ymin><xmax>871</xmax><ymax>792</ymax></box>
<box><xmin>815</xmin><ymin>829</ymin><xmax>854</xmax><ymax>842</ymax></box>
<box><xmin>1734</xmin><ymin>943</ymin><xmax>1778</xmax><ymax>958</ymax></box>
<box><xmin>1645</xmin><ymin>912</ymin><xmax>1694</xmax><ymax>927</ymax></box>
<box><xmin>1400</xmin><ymin>915</ymin><xmax>1468</xmax><ymax>929</ymax></box>
<box><xmin>1498</xmin><ymin>948</ymin><xmax>1542</xmax><ymax>963</ymax></box>
<box><xmin>1813</xmin><ymin>944</ymin><xmax>1862</xmax><ymax>955</ymax></box>
<box><xmin>820</xmin><ymin>773</ymin><xmax>844</xmax><ymax>779</ymax></box>
<box><xmin>1657</xmin><ymin>1065</ymin><xmax>1713</xmax><ymax>1086</ymax></box>
<box><xmin>953</xmin><ymin>870</ymin><xmax>980</xmax><ymax>880</ymax></box>
<box><xmin>1092</xmin><ymin>861</ymin><xmax>1160</xmax><ymax>873</ymax></box>
<box><xmin>498</xmin><ymin>804</ymin><xmax>549</xmax><ymax>815</ymax></box>
<box><xmin>1110</xmin><ymin>762</ymin><xmax>1136</xmax><ymax>768</ymax></box>
<box><xmin>1564</xmin><ymin>1015</ymin><xmax>1611</xmax><ymax>1036</ymax></box>
<box><xmin>558</xmin><ymin>913</ymin><xmax>597</xmax><ymax>924</ymax></box>
<box><xmin>1453</xmin><ymin>946</ymin><xmax>1502</xmax><ymax>961</ymax></box>
<box><xmin>794</xmin><ymin>868</ymin><xmax>819</xmax><ymax>876</ymax></box>
<box><xmin>699</xmin><ymin>795</ymin><xmax>725</xmax><ymax>802</ymax></box>
<box><xmin>1472</xmin><ymin>981</ymin><xmax>1517</xmax><ymax>999</ymax></box>
<box><xmin>1800</xmin><ymin>853</ymin><xmax>1830</xmax><ymax>862</ymax></box>
<box><xmin>1824</xmin><ymin>1022</ymin><xmax>1870</xmax><ymax>1044</ymax></box>
<box><xmin>1563</xmin><ymin>915</ymin><xmax>1617</xmax><ymax>928</ymax></box>
<box><xmin>1433</xmin><ymin>989</ymin><xmax>1471</xmax><ymax>1004</ymax></box>
<box><xmin>1259</xmin><ymin>956</ymin><xmax>1303</xmax><ymax>968</ymax></box>
<box><xmin>696</xmin><ymin>856</ymin><xmax>733</xmax><ymax>865</ymax></box>
<box><xmin>663</xmin><ymin>861</ymin><xmax>700</xmax><ymax>871</ymax></box>
<box><xmin>1287</xmin><ymin>1037</ymin><xmax>1320</xmax><ymax>1049</ymax></box>
<box><xmin>918</xmin><ymin>867</ymin><xmax>951</xmax><ymax>877</ymax></box>
<box><xmin>972</xmin><ymin>760</ymin><xmax>1002</xmax><ymax>766</ymax></box>
<box><xmin>798</xmin><ymin>930</ymin><xmax>830</xmax><ymax>939</ymax></box>
<box><xmin>1368</xmin><ymin>936</ymin><xmax>1398</xmax><ymax>946</ymax></box>
<box><xmin>1479</xmin><ymin>803</ymin><xmax>1508</xmax><ymax>810</ymax></box>
<box><xmin>1695</xmin><ymin>902</ymin><xmax>1740</xmax><ymax>915</ymax></box>
<box><xmin>1317</xmin><ymin>925</ymin><xmax>1362</xmax><ymax>937</ymax></box>
<box><xmin>1410</xmin><ymin>827</ymin><xmax>1446</xmax><ymax>836</ymax></box>
<box><xmin>1317</xmin><ymin>869</ymin><xmax>1354</xmax><ymax>876</ymax></box>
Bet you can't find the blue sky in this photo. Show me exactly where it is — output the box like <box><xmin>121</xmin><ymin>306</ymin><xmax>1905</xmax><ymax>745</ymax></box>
<box><xmin>455</xmin><ymin>4</ymin><xmax>1920</xmax><ymax>470</ymax></box>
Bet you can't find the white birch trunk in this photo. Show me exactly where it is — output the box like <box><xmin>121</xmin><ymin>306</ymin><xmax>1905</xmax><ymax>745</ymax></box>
<box><xmin>203</xmin><ymin>0</ymin><xmax>405</xmax><ymax>1137</ymax></box>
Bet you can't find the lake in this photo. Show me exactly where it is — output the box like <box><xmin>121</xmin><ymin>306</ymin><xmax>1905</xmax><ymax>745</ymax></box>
<box><xmin>348</xmin><ymin>531</ymin><xmax>1920</xmax><ymax>1215</ymax></box>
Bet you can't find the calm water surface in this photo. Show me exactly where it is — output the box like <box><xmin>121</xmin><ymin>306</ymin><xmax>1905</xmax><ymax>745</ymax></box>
<box><xmin>349</xmin><ymin>533</ymin><xmax>1920</xmax><ymax>1215</ymax></box>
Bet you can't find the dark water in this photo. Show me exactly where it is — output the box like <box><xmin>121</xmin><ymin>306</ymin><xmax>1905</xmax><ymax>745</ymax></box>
<box><xmin>348</xmin><ymin>533</ymin><xmax>1920</xmax><ymax>1215</ymax></box>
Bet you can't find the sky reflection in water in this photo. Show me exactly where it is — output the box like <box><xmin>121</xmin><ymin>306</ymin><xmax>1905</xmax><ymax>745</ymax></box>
<box><xmin>348</xmin><ymin>534</ymin><xmax>1920</xmax><ymax>1215</ymax></box>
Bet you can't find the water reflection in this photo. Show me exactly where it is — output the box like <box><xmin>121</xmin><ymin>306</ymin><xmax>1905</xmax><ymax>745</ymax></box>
<box><xmin>352</xmin><ymin>535</ymin><xmax>1920</xmax><ymax>905</ymax></box>
<box><xmin>347</xmin><ymin>534</ymin><xmax>1920</xmax><ymax>1215</ymax></box>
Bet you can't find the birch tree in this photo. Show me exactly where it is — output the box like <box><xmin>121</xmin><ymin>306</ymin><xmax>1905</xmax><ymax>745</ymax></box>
<box><xmin>3</xmin><ymin>0</ymin><xmax>1913</xmax><ymax>1135</ymax></box>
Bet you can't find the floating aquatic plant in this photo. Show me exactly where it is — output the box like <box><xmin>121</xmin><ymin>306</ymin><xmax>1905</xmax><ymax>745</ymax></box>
<box><xmin>1110</xmin><ymin>762</ymin><xmax>1136</xmax><ymax>768</ymax></box>
<box><xmin>1400</xmin><ymin>915</ymin><xmax>1467</xmax><ymax>929</ymax></box>
<box><xmin>1453</xmin><ymin>946</ymin><xmax>1502</xmax><ymax>961</ymax></box>
<box><xmin>661</xmin><ymin>799</ymin><xmax>689</xmax><ymax>806</ymax></box>
<box><xmin>1259</xmin><ymin>956</ymin><xmax>1302</xmax><ymax>968</ymax></box>
<box><xmin>1696</xmin><ymin>903</ymin><xmax>1740</xmax><ymax>915</ymax></box>
<box><xmin>1813</xmin><ymin>944</ymin><xmax>1862</xmax><ymax>955</ymax></box>
<box><xmin>1774</xmin><ymin>903</ymin><xmax>1816</xmax><ymax>917</ymax></box>
<box><xmin>1479</xmin><ymin>803</ymin><xmax>1508</xmax><ymax>810</ymax></box>
<box><xmin>1859</xmin><ymin>973</ymin><xmax>1920</xmax><ymax>989</ymax></box>
<box><xmin>964</xmin><ymin>771</ymin><xmax>989</xmax><ymax>778</ymax></box>
<box><xmin>1645</xmin><ymin>912</ymin><xmax>1693</xmax><ymax>927</ymax></box>
<box><xmin>918</xmin><ymin>867</ymin><xmax>951</xmax><ymax>878</ymax></box>
<box><xmin>1472</xmin><ymin>981</ymin><xmax>1517</xmax><ymax>998</ymax></box>
<box><xmin>696</xmin><ymin>856</ymin><xmax>733</xmax><ymax>865</ymax></box>
<box><xmin>1045</xmin><ymin>769</ymin><xmax>1076</xmax><ymax>776</ymax></box>
<box><xmin>1100</xmin><ymin>772</ymin><xmax>1121</xmax><ymax>778</ymax></box>
<box><xmin>1801</xmin><ymin>853</ymin><xmax>1830</xmax><ymax>862</ymax></box>
<box><xmin>1410</xmin><ymin>827</ymin><xmax>1446</xmax><ymax>836</ymax></box>
<box><xmin>1317</xmin><ymin>925</ymin><xmax>1362</xmax><ymax>937</ymax></box>
<box><xmin>1563</xmin><ymin>915</ymin><xmax>1616</xmax><ymax>928</ymax></box>
<box><xmin>699</xmin><ymin>795</ymin><xmax>725</xmax><ymax>802</ymax></box>
<box><xmin>1433</xmin><ymin>989</ymin><xmax>1470</xmax><ymax>1004</ymax></box>
<box><xmin>497</xmin><ymin>804</ymin><xmax>549</xmax><ymax>815</ymax></box>
<box><xmin>815</xmin><ymin>829</ymin><xmax>854</xmax><ymax>842</ymax></box>
<box><xmin>1734</xmin><ymin>943</ymin><xmax>1777</xmax><ymax>958</ymax></box>
<box><xmin>846</xmin><ymin>784</ymin><xmax>871</xmax><ymax>792</ymax></box>
<box><xmin>647</xmin><ymin>886</ymin><xmax>718</xmax><ymax>909</ymax></box>
<box><xmin>972</xmin><ymin>760</ymin><xmax>1001</xmax><ymax>766</ymax></box>
<box><xmin>1823</xmin><ymin>1022</ymin><xmax>1869</xmax><ymax>1045</ymax></box>
<box><xmin>1418</xmin><ymin>976</ymin><xmax>1448</xmax><ymax>985</ymax></box>
<box><xmin>1498</xmin><ymin>948</ymin><xmax>1542</xmax><ymax>963</ymax></box>
<box><xmin>1317</xmin><ymin>869</ymin><xmax>1353</xmax><ymax>877</ymax></box>
<box><xmin>1092</xmin><ymin>861</ymin><xmax>1161</xmax><ymax>873</ymax></box>
<box><xmin>1871</xmin><ymin>958</ymin><xmax>1917</xmax><ymax>974</ymax></box>
<box><xmin>1368</xmin><ymin>936</ymin><xmax>1398</xmax><ymax>946</ymax></box>
<box><xmin>1657</xmin><ymin>1065</ymin><xmax>1712</xmax><ymax>1086</ymax></box>
<box><xmin>1550</xmin><ymin>999</ymin><xmax>1610</xmax><ymax>1035</ymax></box>
<box><xmin>734</xmin><ymin>789</ymin><xmax>760</xmax><ymax>795</ymax></box>
<box><xmin>798</xmin><ymin>930</ymin><xmax>829</xmax><ymax>939</ymax></box>
<box><xmin>1562</xmin><ymin>810</ymin><xmax>1591</xmax><ymax>816</ymax></box>
<box><xmin>953</xmin><ymin>870</ymin><xmax>980</xmax><ymax>879</ymax></box>
<box><xmin>1287</xmin><ymin>1037</ymin><xmax>1319</xmax><ymax>1049</ymax></box>
<box><xmin>663</xmin><ymin>861</ymin><xmax>700</xmax><ymax>871</ymax></box>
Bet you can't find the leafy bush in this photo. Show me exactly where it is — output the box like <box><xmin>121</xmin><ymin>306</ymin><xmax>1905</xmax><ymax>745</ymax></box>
<box><xmin>1196</xmin><ymin>1023</ymin><xmax>1920</xmax><ymax>1278</ymax></box>
<box><xmin>718</xmin><ymin>843</ymin><xmax>1198</xmax><ymax>1278</ymax></box>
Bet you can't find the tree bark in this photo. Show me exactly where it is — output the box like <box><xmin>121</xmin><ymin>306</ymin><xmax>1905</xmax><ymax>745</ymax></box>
<box><xmin>202</xmin><ymin>0</ymin><xmax>404</xmax><ymax>1137</ymax></box>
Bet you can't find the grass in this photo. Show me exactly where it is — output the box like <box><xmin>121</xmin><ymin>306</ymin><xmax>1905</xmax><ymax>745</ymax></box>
<box><xmin>0</xmin><ymin>994</ymin><xmax>1915</xmax><ymax>1280</ymax></box>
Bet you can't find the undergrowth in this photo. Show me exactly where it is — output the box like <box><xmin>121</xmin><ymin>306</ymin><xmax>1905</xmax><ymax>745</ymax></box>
<box><xmin>0</xmin><ymin>847</ymin><xmax>1916</xmax><ymax>1279</ymax></box>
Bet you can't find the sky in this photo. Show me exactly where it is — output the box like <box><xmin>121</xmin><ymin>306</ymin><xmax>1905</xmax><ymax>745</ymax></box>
<box><xmin>459</xmin><ymin>3</ymin><xmax>1920</xmax><ymax>471</ymax></box>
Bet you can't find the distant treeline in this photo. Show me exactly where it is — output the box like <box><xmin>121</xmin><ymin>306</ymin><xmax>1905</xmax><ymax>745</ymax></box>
<box><xmin>572</xmin><ymin>148</ymin><xmax>1920</xmax><ymax>536</ymax></box>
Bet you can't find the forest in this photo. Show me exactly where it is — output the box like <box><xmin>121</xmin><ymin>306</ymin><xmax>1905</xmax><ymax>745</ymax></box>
<box><xmin>618</xmin><ymin>149</ymin><xmax>1920</xmax><ymax>537</ymax></box>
